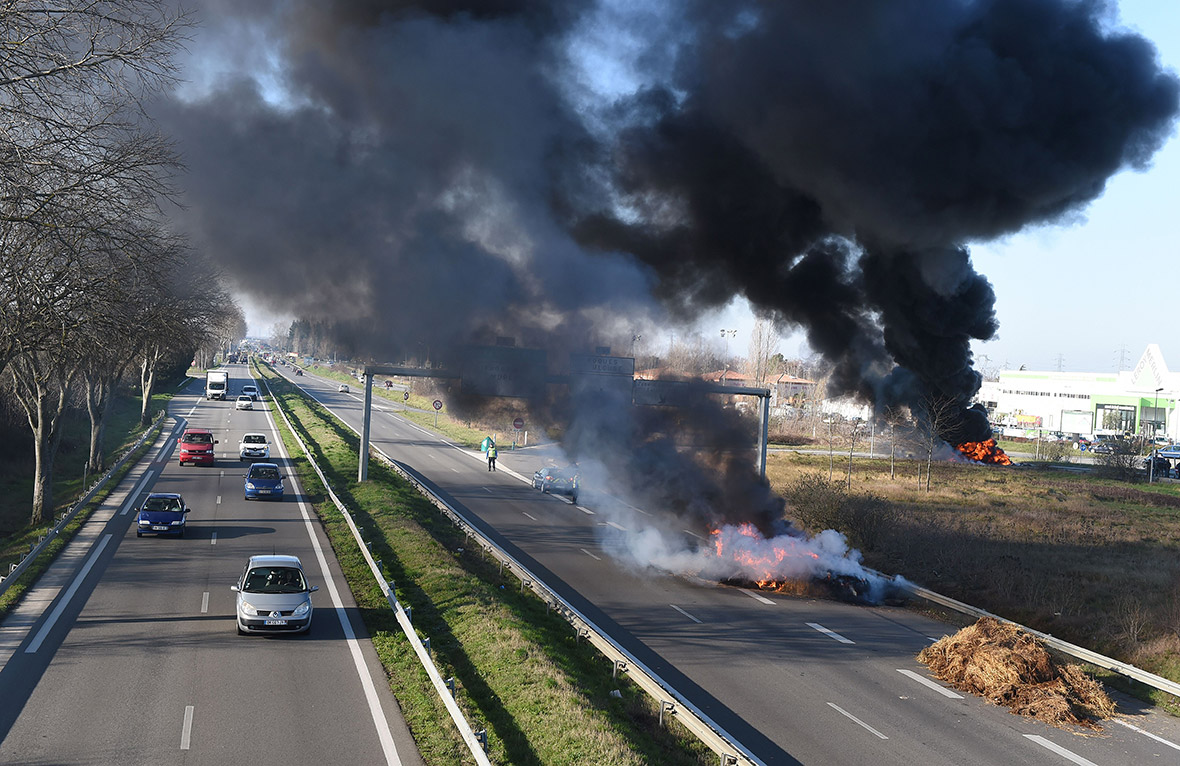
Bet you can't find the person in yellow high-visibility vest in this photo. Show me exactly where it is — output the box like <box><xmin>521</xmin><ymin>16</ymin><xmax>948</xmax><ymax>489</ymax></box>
<box><xmin>487</xmin><ymin>440</ymin><xmax>498</xmax><ymax>471</ymax></box>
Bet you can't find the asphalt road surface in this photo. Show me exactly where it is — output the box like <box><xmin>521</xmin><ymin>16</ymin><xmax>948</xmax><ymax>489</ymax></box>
<box><xmin>278</xmin><ymin>364</ymin><xmax>1180</xmax><ymax>766</ymax></box>
<box><xmin>0</xmin><ymin>367</ymin><xmax>422</xmax><ymax>766</ymax></box>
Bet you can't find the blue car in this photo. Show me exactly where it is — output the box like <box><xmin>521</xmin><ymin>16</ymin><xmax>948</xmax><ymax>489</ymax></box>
<box><xmin>244</xmin><ymin>462</ymin><xmax>284</xmax><ymax>500</ymax></box>
<box><xmin>136</xmin><ymin>492</ymin><xmax>190</xmax><ymax>537</ymax></box>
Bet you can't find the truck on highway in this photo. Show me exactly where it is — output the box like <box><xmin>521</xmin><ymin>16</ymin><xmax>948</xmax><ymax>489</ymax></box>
<box><xmin>206</xmin><ymin>369</ymin><xmax>229</xmax><ymax>400</ymax></box>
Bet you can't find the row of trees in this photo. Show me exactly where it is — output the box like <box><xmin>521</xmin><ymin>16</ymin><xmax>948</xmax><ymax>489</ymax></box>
<box><xmin>0</xmin><ymin>3</ymin><xmax>242</xmax><ymax>525</ymax></box>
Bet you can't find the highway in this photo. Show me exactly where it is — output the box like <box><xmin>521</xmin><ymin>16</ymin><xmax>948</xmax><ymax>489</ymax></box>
<box><xmin>277</xmin><ymin>363</ymin><xmax>1180</xmax><ymax>766</ymax></box>
<box><xmin>0</xmin><ymin>365</ymin><xmax>422</xmax><ymax>766</ymax></box>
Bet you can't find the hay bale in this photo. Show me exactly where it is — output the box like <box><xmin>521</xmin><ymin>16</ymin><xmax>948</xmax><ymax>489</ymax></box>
<box><xmin>917</xmin><ymin>617</ymin><xmax>1115</xmax><ymax>729</ymax></box>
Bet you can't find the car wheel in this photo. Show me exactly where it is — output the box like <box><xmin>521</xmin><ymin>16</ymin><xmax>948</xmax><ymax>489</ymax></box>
<box><xmin>237</xmin><ymin>623</ymin><xmax>246</xmax><ymax>636</ymax></box>
<box><xmin>136</xmin><ymin>531</ymin><xmax>142</xmax><ymax>538</ymax></box>
<box><xmin>177</xmin><ymin>528</ymin><xmax>184</xmax><ymax>538</ymax></box>
<box><xmin>542</xmin><ymin>482</ymin><xmax>549</xmax><ymax>493</ymax></box>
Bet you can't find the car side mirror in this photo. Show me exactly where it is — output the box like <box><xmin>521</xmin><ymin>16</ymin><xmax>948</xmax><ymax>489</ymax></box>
<box><xmin>230</xmin><ymin>585</ymin><xmax>239</xmax><ymax>592</ymax></box>
<box><xmin>183</xmin><ymin>508</ymin><xmax>191</xmax><ymax>514</ymax></box>
<box><xmin>214</xmin><ymin>440</ymin><xmax>219</xmax><ymax>444</ymax></box>
<box><xmin>309</xmin><ymin>585</ymin><xmax>319</xmax><ymax>593</ymax></box>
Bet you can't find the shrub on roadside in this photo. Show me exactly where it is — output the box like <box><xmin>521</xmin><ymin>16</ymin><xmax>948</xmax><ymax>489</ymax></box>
<box><xmin>782</xmin><ymin>473</ymin><xmax>896</xmax><ymax>551</ymax></box>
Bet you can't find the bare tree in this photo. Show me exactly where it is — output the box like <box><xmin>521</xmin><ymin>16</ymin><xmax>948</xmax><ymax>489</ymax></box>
<box><xmin>746</xmin><ymin>317</ymin><xmax>779</xmax><ymax>386</ymax></box>
<box><xmin>914</xmin><ymin>392</ymin><xmax>959</xmax><ymax>492</ymax></box>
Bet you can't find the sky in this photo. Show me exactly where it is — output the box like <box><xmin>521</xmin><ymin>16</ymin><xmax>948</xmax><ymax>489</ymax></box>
<box><xmin>210</xmin><ymin>1</ymin><xmax>1180</xmax><ymax>379</ymax></box>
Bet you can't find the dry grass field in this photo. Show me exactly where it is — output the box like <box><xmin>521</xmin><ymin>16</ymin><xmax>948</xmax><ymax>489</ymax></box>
<box><xmin>765</xmin><ymin>451</ymin><xmax>1180</xmax><ymax>702</ymax></box>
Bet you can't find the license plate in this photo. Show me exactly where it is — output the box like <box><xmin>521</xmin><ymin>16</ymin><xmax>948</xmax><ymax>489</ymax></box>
<box><xmin>264</xmin><ymin>619</ymin><xmax>288</xmax><ymax>626</ymax></box>
<box><xmin>151</xmin><ymin>526</ymin><xmax>170</xmax><ymax>531</ymax></box>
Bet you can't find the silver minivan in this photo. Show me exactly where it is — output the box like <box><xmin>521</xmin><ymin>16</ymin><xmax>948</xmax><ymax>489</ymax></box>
<box><xmin>231</xmin><ymin>555</ymin><xmax>318</xmax><ymax>634</ymax></box>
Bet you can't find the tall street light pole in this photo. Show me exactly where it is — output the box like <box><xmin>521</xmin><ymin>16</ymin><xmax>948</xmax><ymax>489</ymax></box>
<box><xmin>720</xmin><ymin>328</ymin><xmax>736</xmax><ymax>373</ymax></box>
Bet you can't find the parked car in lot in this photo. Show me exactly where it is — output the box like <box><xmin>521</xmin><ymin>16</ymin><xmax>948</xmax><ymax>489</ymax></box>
<box><xmin>242</xmin><ymin>384</ymin><xmax>259</xmax><ymax>401</ymax></box>
<box><xmin>235</xmin><ymin>395</ymin><xmax>253</xmax><ymax>410</ymax></box>
<box><xmin>231</xmin><ymin>555</ymin><xmax>318</xmax><ymax>634</ymax></box>
<box><xmin>244</xmin><ymin>462</ymin><xmax>284</xmax><ymax>500</ymax></box>
<box><xmin>532</xmin><ymin>465</ymin><xmax>580</xmax><ymax>502</ymax></box>
<box><xmin>136</xmin><ymin>493</ymin><xmax>190</xmax><ymax>538</ymax></box>
<box><xmin>178</xmin><ymin>429</ymin><xmax>217</xmax><ymax>466</ymax></box>
<box><xmin>338</xmin><ymin>384</ymin><xmax>349</xmax><ymax>393</ymax></box>
<box><xmin>239</xmin><ymin>432</ymin><xmax>270</xmax><ymax>460</ymax></box>
<box><xmin>1156</xmin><ymin>444</ymin><xmax>1180</xmax><ymax>459</ymax></box>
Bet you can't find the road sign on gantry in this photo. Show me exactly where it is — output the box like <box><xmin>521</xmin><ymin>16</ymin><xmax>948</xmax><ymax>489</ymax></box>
<box><xmin>460</xmin><ymin>345</ymin><xmax>547</xmax><ymax>399</ymax></box>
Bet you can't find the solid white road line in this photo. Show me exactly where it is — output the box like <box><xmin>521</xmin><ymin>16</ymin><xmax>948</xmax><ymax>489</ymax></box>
<box><xmin>1114</xmin><ymin>719</ymin><xmax>1180</xmax><ymax>752</ymax></box>
<box><xmin>25</xmin><ymin>535</ymin><xmax>112</xmax><ymax>654</ymax></box>
<box><xmin>210</xmin><ymin>532</ymin><xmax>217</xmax><ymax>546</ymax></box>
<box><xmin>522</xmin><ymin>512</ymin><xmax>537</xmax><ymax>521</ymax></box>
<box><xmin>738</xmin><ymin>588</ymin><xmax>775</xmax><ymax>605</ymax></box>
<box><xmin>896</xmin><ymin>669</ymin><xmax>963</xmax><ymax>698</ymax></box>
<box><xmin>1023</xmin><ymin>735</ymin><xmax>1097</xmax><ymax>765</ymax></box>
<box><xmin>180</xmin><ymin>705</ymin><xmax>194</xmax><ymax>750</ymax></box>
<box><xmin>580</xmin><ymin>549</ymin><xmax>601</xmax><ymax>561</ymax></box>
<box><xmin>827</xmin><ymin>703</ymin><xmax>888</xmax><ymax>740</ymax></box>
<box><xmin>670</xmin><ymin>604</ymin><xmax>703</xmax><ymax>624</ymax></box>
<box><xmin>187</xmin><ymin>405</ymin><xmax>198</xmax><ymax>416</ymax></box>
<box><xmin>119</xmin><ymin>470</ymin><xmax>156</xmax><ymax>515</ymax></box>
<box><xmin>807</xmin><ymin>622</ymin><xmax>855</xmax><ymax>644</ymax></box>
<box><xmin>200</xmin><ymin>592</ymin><xmax>209</xmax><ymax>614</ymax></box>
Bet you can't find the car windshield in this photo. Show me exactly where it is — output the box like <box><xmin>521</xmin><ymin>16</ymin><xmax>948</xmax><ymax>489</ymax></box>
<box><xmin>244</xmin><ymin>386</ymin><xmax>256</xmax><ymax>392</ymax></box>
<box><xmin>143</xmin><ymin>497</ymin><xmax>181</xmax><ymax>512</ymax></box>
<box><xmin>185</xmin><ymin>433</ymin><xmax>212</xmax><ymax>444</ymax></box>
<box><xmin>244</xmin><ymin>435</ymin><xmax>266</xmax><ymax>444</ymax></box>
<box><xmin>250</xmin><ymin>466</ymin><xmax>280</xmax><ymax>480</ymax></box>
<box><xmin>243</xmin><ymin>566</ymin><xmax>306</xmax><ymax>593</ymax></box>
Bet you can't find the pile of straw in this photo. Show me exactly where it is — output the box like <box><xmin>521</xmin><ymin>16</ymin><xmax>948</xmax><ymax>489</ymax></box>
<box><xmin>918</xmin><ymin>617</ymin><xmax>1116</xmax><ymax>729</ymax></box>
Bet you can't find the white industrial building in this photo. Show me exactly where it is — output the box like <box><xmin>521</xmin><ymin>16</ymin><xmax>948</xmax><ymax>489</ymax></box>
<box><xmin>975</xmin><ymin>344</ymin><xmax>1177</xmax><ymax>440</ymax></box>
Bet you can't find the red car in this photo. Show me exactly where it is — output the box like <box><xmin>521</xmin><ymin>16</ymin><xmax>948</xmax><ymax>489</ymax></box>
<box><xmin>178</xmin><ymin>429</ymin><xmax>218</xmax><ymax>466</ymax></box>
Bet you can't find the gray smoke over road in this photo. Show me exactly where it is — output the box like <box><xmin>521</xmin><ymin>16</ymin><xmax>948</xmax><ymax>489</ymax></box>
<box><xmin>156</xmin><ymin>1</ymin><xmax>1177</xmax><ymax>549</ymax></box>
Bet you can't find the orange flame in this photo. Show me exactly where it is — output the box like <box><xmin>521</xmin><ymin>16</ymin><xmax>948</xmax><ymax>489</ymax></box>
<box><xmin>956</xmin><ymin>438</ymin><xmax>1012</xmax><ymax>465</ymax></box>
<box><xmin>709</xmin><ymin>523</ymin><xmax>820</xmax><ymax>592</ymax></box>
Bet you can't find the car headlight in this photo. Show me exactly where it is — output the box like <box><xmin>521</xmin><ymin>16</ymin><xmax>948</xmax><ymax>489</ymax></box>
<box><xmin>293</xmin><ymin>600</ymin><xmax>311</xmax><ymax>617</ymax></box>
<box><xmin>171</xmin><ymin>519</ymin><xmax>183</xmax><ymax>525</ymax></box>
<box><xmin>245</xmin><ymin>482</ymin><xmax>255</xmax><ymax>490</ymax></box>
<box><xmin>240</xmin><ymin>601</ymin><xmax>259</xmax><ymax>616</ymax></box>
<box><xmin>138</xmin><ymin>518</ymin><xmax>150</xmax><ymax>525</ymax></box>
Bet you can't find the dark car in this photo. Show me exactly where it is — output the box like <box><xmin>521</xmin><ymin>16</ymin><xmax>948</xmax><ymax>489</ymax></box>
<box><xmin>244</xmin><ymin>462</ymin><xmax>285</xmax><ymax>500</ymax></box>
<box><xmin>136</xmin><ymin>492</ymin><xmax>190</xmax><ymax>537</ymax></box>
<box><xmin>1091</xmin><ymin>438</ymin><xmax>1129</xmax><ymax>455</ymax></box>
<box><xmin>532</xmin><ymin>466</ymin><xmax>579</xmax><ymax>502</ymax></box>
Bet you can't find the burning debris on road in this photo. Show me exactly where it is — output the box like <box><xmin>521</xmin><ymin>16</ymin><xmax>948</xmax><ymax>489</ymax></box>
<box><xmin>918</xmin><ymin>617</ymin><xmax>1116</xmax><ymax>730</ymax></box>
<box><xmin>955</xmin><ymin>438</ymin><xmax>1013</xmax><ymax>465</ymax></box>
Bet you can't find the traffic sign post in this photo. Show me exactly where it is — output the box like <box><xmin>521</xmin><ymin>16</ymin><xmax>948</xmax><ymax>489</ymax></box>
<box><xmin>433</xmin><ymin>399</ymin><xmax>442</xmax><ymax>427</ymax></box>
<box><xmin>512</xmin><ymin>417</ymin><xmax>524</xmax><ymax>449</ymax></box>
<box><xmin>403</xmin><ymin>390</ymin><xmax>409</xmax><ymax>411</ymax></box>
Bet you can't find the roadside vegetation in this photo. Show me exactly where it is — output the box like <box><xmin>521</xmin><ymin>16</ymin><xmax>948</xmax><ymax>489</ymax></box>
<box><xmin>767</xmin><ymin>452</ymin><xmax>1180</xmax><ymax>712</ymax></box>
<box><xmin>258</xmin><ymin>362</ymin><xmax>712</xmax><ymax>765</ymax></box>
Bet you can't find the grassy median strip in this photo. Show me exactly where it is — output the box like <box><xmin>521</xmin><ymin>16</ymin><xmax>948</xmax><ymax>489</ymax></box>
<box><xmin>259</xmin><ymin>364</ymin><xmax>712</xmax><ymax>766</ymax></box>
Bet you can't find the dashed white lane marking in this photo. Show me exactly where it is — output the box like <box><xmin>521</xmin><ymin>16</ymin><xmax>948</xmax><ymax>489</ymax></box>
<box><xmin>120</xmin><ymin>470</ymin><xmax>156</xmax><ymax>515</ymax></box>
<box><xmin>522</xmin><ymin>512</ymin><xmax>537</xmax><ymax>521</ymax></box>
<box><xmin>482</xmin><ymin>487</ymin><xmax>493</xmax><ymax>493</ymax></box>
<box><xmin>25</xmin><ymin>535</ymin><xmax>112</xmax><ymax>653</ymax></box>
<box><xmin>1023</xmin><ymin>735</ymin><xmax>1097</xmax><ymax>765</ymax></box>
<box><xmin>738</xmin><ymin>588</ymin><xmax>775</xmax><ymax>605</ymax></box>
<box><xmin>683</xmin><ymin>529</ymin><xmax>704</xmax><ymax>540</ymax></box>
<box><xmin>896</xmin><ymin>669</ymin><xmax>963</xmax><ymax>698</ymax></box>
<box><xmin>580</xmin><ymin>549</ymin><xmax>601</xmax><ymax>561</ymax></box>
<box><xmin>576</xmin><ymin>505</ymin><xmax>594</xmax><ymax>515</ymax></box>
<box><xmin>187</xmin><ymin>405</ymin><xmax>198</xmax><ymax>416</ymax></box>
<box><xmin>210</xmin><ymin>532</ymin><xmax>217</xmax><ymax>546</ymax></box>
<box><xmin>827</xmin><ymin>703</ymin><xmax>888</xmax><ymax>740</ymax></box>
<box><xmin>219</xmin><ymin>470</ymin><xmax>224</xmax><ymax>478</ymax></box>
<box><xmin>1114</xmin><ymin>719</ymin><xmax>1180</xmax><ymax>752</ymax></box>
<box><xmin>180</xmin><ymin>705</ymin><xmax>194</xmax><ymax>750</ymax></box>
<box><xmin>200</xmin><ymin>592</ymin><xmax>209</xmax><ymax>614</ymax></box>
<box><xmin>216</xmin><ymin>496</ymin><xmax>221</xmax><ymax>505</ymax></box>
<box><xmin>807</xmin><ymin>622</ymin><xmax>854</xmax><ymax>644</ymax></box>
<box><xmin>604</xmin><ymin>520</ymin><xmax>628</xmax><ymax>532</ymax></box>
<box><xmin>450</xmin><ymin>467</ymin><xmax>459</xmax><ymax>473</ymax></box>
<box><xmin>670</xmin><ymin>604</ymin><xmax>703</xmax><ymax>624</ymax></box>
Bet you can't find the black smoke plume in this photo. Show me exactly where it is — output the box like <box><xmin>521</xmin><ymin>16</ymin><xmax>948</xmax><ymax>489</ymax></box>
<box><xmin>157</xmin><ymin>0</ymin><xmax>1178</xmax><ymax>504</ymax></box>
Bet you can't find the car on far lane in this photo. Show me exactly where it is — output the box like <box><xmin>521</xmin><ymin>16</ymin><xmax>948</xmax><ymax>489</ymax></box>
<box><xmin>231</xmin><ymin>554</ymin><xmax>318</xmax><ymax>634</ymax></box>
<box><xmin>135</xmin><ymin>492</ymin><xmax>190</xmax><ymax>538</ymax></box>
<box><xmin>244</xmin><ymin>462</ymin><xmax>284</xmax><ymax>500</ymax></box>
<box><xmin>532</xmin><ymin>465</ymin><xmax>580</xmax><ymax>502</ymax></box>
<box><xmin>1157</xmin><ymin>444</ymin><xmax>1180</xmax><ymax>459</ymax></box>
<box><xmin>239</xmin><ymin>432</ymin><xmax>270</xmax><ymax>461</ymax></box>
<box><xmin>235</xmin><ymin>395</ymin><xmax>253</xmax><ymax>410</ymax></box>
<box><xmin>242</xmin><ymin>384</ymin><xmax>259</xmax><ymax>401</ymax></box>
<box><xmin>338</xmin><ymin>384</ymin><xmax>349</xmax><ymax>393</ymax></box>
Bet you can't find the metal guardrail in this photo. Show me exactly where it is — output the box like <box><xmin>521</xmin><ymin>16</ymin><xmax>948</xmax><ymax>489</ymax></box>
<box><xmin>0</xmin><ymin>410</ymin><xmax>167</xmax><ymax>597</ymax></box>
<box><xmin>901</xmin><ymin>581</ymin><xmax>1180</xmax><ymax>699</ymax></box>
<box><xmin>265</xmin><ymin>362</ymin><xmax>764</xmax><ymax>766</ymax></box>
<box><xmin>260</xmin><ymin>370</ymin><xmax>494</xmax><ymax>766</ymax></box>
